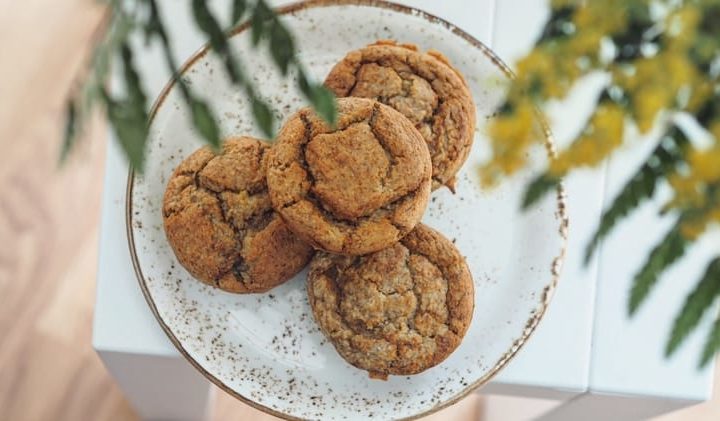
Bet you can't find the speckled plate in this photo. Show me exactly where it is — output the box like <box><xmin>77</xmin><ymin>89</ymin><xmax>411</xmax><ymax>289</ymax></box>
<box><xmin>127</xmin><ymin>1</ymin><xmax>568</xmax><ymax>419</ymax></box>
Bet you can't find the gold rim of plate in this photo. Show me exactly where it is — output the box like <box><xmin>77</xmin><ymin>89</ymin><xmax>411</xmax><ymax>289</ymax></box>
<box><xmin>125</xmin><ymin>1</ymin><xmax>570</xmax><ymax>419</ymax></box>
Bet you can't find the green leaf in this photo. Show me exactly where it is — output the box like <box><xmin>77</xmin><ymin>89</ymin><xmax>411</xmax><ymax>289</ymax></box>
<box><xmin>60</xmin><ymin>100</ymin><xmax>78</xmax><ymax>165</ymax></box>
<box><xmin>150</xmin><ymin>0</ymin><xmax>223</xmax><ymax>149</ymax></box>
<box><xmin>192</xmin><ymin>0</ymin><xmax>227</xmax><ymax>49</ymax></box>
<box><xmin>59</xmin><ymin>5</ymin><xmax>134</xmax><ymax>165</ymax></box>
<box><xmin>699</xmin><ymin>313</ymin><xmax>720</xmax><ymax>368</ymax></box>
<box><xmin>106</xmin><ymin>96</ymin><xmax>149</xmax><ymax>171</ymax></box>
<box><xmin>308</xmin><ymin>85</ymin><xmax>337</xmax><ymax>127</ymax></box>
<box><xmin>191</xmin><ymin>0</ymin><xmax>242</xmax><ymax>84</ymax></box>
<box><xmin>252</xmin><ymin>98</ymin><xmax>274</xmax><ymax>138</ymax></box>
<box><xmin>95</xmin><ymin>10</ymin><xmax>132</xmax><ymax>81</ymax></box>
<box><xmin>146</xmin><ymin>0</ymin><xmax>194</xmax><ymax>102</ymax></box>
<box><xmin>146</xmin><ymin>0</ymin><xmax>170</xmax><ymax>45</ymax></box>
<box><xmin>120</xmin><ymin>44</ymin><xmax>147</xmax><ymax>108</ymax></box>
<box><xmin>522</xmin><ymin>174</ymin><xmax>559</xmax><ymax>209</ymax></box>
<box><xmin>80</xmin><ymin>7</ymin><xmax>132</xmax><ymax>116</ymax></box>
<box><xmin>298</xmin><ymin>72</ymin><xmax>337</xmax><ymax>126</ymax></box>
<box><xmin>231</xmin><ymin>0</ymin><xmax>247</xmax><ymax>25</ymax></box>
<box><xmin>251</xmin><ymin>16</ymin><xmax>265</xmax><ymax>46</ymax></box>
<box><xmin>666</xmin><ymin>258</ymin><xmax>720</xmax><ymax>357</ymax></box>
<box><xmin>251</xmin><ymin>0</ymin><xmax>273</xmax><ymax>46</ymax></box>
<box><xmin>104</xmin><ymin>43</ymin><xmax>150</xmax><ymax>171</ymax></box>
<box><xmin>298</xmin><ymin>69</ymin><xmax>312</xmax><ymax>96</ymax></box>
<box><xmin>144</xmin><ymin>0</ymin><xmax>163</xmax><ymax>44</ymax></box>
<box><xmin>269</xmin><ymin>21</ymin><xmax>294</xmax><ymax>75</ymax></box>
<box><xmin>629</xmin><ymin>221</ymin><xmax>688</xmax><ymax>315</ymax></box>
<box><xmin>190</xmin><ymin>99</ymin><xmax>221</xmax><ymax>150</ymax></box>
<box><xmin>585</xmin><ymin>127</ymin><xmax>688</xmax><ymax>264</ymax></box>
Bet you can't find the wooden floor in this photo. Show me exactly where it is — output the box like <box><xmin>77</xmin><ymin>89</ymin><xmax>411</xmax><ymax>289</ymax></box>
<box><xmin>0</xmin><ymin>1</ymin><xmax>717</xmax><ymax>420</ymax></box>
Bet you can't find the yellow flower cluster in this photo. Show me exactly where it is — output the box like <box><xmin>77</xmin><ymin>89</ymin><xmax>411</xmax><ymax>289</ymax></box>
<box><xmin>550</xmin><ymin>103</ymin><xmax>625</xmax><ymax>175</ymax></box>
<box><xmin>485</xmin><ymin>0</ymin><xmax>631</xmax><ymax>183</ymax></box>
<box><xmin>668</xmin><ymin>171</ymin><xmax>706</xmax><ymax>211</ymax></box>
<box><xmin>481</xmin><ymin>99</ymin><xmax>536</xmax><ymax>186</ymax></box>
<box><xmin>614</xmin><ymin>53</ymin><xmax>704</xmax><ymax>132</ymax></box>
<box><xmin>665</xmin><ymin>5</ymin><xmax>701</xmax><ymax>52</ymax></box>
<box><xmin>668</xmin><ymin>120</ymin><xmax>720</xmax><ymax>239</ymax></box>
<box><xmin>573</xmin><ymin>0</ymin><xmax>630</xmax><ymax>35</ymax></box>
<box><xmin>690</xmin><ymin>147</ymin><xmax>720</xmax><ymax>183</ymax></box>
<box><xmin>512</xmin><ymin>14</ymin><xmax>609</xmax><ymax>102</ymax></box>
<box><xmin>677</xmin><ymin>192</ymin><xmax>720</xmax><ymax>240</ymax></box>
<box><xmin>483</xmin><ymin>0</ymin><xmax>720</xmax><ymax>242</ymax></box>
<box><xmin>666</xmin><ymin>2</ymin><xmax>716</xmax><ymax>113</ymax></box>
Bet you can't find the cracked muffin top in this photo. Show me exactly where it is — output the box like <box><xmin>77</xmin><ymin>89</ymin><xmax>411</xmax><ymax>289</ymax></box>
<box><xmin>307</xmin><ymin>223</ymin><xmax>474</xmax><ymax>379</ymax></box>
<box><xmin>266</xmin><ymin>97</ymin><xmax>432</xmax><ymax>256</ymax></box>
<box><xmin>324</xmin><ymin>40</ymin><xmax>476</xmax><ymax>192</ymax></box>
<box><xmin>162</xmin><ymin>136</ymin><xmax>314</xmax><ymax>293</ymax></box>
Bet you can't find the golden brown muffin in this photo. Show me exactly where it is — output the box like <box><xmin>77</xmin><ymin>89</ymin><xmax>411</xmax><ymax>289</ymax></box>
<box><xmin>307</xmin><ymin>224</ymin><xmax>474</xmax><ymax>379</ymax></box>
<box><xmin>325</xmin><ymin>40</ymin><xmax>476</xmax><ymax>192</ymax></box>
<box><xmin>266</xmin><ymin>97</ymin><xmax>432</xmax><ymax>256</ymax></box>
<box><xmin>162</xmin><ymin>136</ymin><xmax>314</xmax><ymax>293</ymax></box>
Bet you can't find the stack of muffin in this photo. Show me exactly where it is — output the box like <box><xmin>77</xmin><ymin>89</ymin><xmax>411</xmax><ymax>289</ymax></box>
<box><xmin>163</xmin><ymin>40</ymin><xmax>477</xmax><ymax>380</ymax></box>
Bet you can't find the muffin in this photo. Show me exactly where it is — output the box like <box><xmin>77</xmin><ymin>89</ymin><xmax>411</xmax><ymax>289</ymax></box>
<box><xmin>266</xmin><ymin>97</ymin><xmax>432</xmax><ymax>256</ymax></box>
<box><xmin>307</xmin><ymin>224</ymin><xmax>474</xmax><ymax>379</ymax></box>
<box><xmin>325</xmin><ymin>40</ymin><xmax>476</xmax><ymax>191</ymax></box>
<box><xmin>162</xmin><ymin>136</ymin><xmax>314</xmax><ymax>293</ymax></box>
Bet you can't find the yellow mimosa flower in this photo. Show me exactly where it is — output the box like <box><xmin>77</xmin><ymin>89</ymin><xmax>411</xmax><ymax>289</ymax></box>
<box><xmin>482</xmin><ymin>100</ymin><xmax>537</xmax><ymax>184</ymax></box>
<box><xmin>668</xmin><ymin>172</ymin><xmax>705</xmax><ymax>209</ymax></box>
<box><xmin>665</xmin><ymin>6</ymin><xmax>701</xmax><ymax>51</ymax></box>
<box><xmin>550</xmin><ymin>103</ymin><xmax>625</xmax><ymax>174</ymax></box>
<box><xmin>711</xmin><ymin>204</ymin><xmax>720</xmax><ymax>224</ymax></box>
<box><xmin>566</xmin><ymin>30</ymin><xmax>602</xmax><ymax>57</ymax></box>
<box><xmin>686</xmin><ymin>79</ymin><xmax>714</xmax><ymax>113</ymax></box>
<box><xmin>573</xmin><ymin>0</ymin><xmax>628</xmax><ymax>34</ymax></box>
<box><xmin>689</xmin><ymin>147</ymin><xmax>720</xmax><ymax>183</ymax></box>
<box><xmin>634</xmin><ymin>87</ymin><xmax>668</xmax><ymax>133</ymax></box>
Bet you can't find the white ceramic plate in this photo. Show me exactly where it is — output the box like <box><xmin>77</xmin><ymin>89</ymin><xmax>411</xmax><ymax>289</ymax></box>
<box><xmin>128</xmin><ymin>1</ymin><xmax>568</xmax><ymax>419</ymax></box>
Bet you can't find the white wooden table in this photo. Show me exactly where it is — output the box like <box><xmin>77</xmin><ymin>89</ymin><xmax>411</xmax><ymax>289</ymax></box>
<box><xmin>92</xmin><ymin>1</ymin><xmax>717</xmax><ymax>420</ymax></box>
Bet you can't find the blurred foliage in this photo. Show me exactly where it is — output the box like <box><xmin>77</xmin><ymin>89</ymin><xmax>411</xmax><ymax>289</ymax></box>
<box><xmin>484</xmin><ymin>0</ymin><xmax>720</xmax><ymax>367</ymax></box>
<box><xmin>63</xmin><ymin>0</ymin><xmax>337</xmax><ymax>171</ymax></box>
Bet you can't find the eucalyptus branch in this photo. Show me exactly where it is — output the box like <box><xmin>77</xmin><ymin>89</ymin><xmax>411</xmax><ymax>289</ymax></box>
<box><xmin>191</xmin><ymin>0</ymin><xmax>276</xmax><ymax>138</ymax></box>
<box><xmin>247</xmin><ymin>0</ymin><xmax>337</xmax><ymax>125</ymax></box>
<box><xmin>103</xmin><ymin>42</ymin><xmax>150</xmax><ymax>169</ymax></box>
<box><xmin>147</xmin><ymin>0</ymin><xmax>221</xmax><ymax>149</ymax></box>
<box><xmin>63</xmin><ymin>0</ymin><xmax>337</xmax><ymax>172</ymax></box>
<box><xmin>61</xmin><ymin>3</ymin><xmax>126</xmax><ymax>164</ymax></box>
